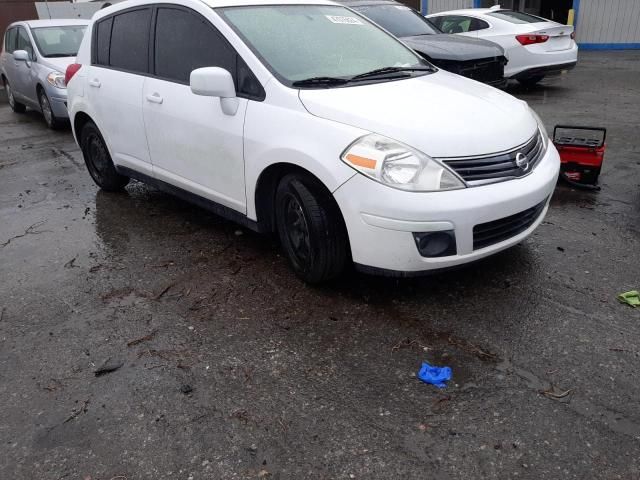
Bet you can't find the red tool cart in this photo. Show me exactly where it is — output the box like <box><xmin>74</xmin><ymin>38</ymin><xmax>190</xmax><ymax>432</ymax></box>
<box><xmin>553</xmin><ymin>125</ymin><xmax>606</xmax><ymax>189</ymax></box>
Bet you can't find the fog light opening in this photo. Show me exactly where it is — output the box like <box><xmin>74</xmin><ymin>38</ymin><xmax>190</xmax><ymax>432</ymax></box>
<box><xmin>413</xmin><ymin>231</ymin><xmax>457</xmax><ymax>258</ymax></box>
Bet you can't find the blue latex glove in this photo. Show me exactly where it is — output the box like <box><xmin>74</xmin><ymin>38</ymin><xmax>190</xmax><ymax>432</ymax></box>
<box><xmin>417</xmin><ymin>362</ymin><xmax>452</xmax><ymax>388</ymax></box>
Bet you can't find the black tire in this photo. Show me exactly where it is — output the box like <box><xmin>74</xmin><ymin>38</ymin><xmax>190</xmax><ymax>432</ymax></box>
<box><xmin>275</xmin><ymin>174</ymin><xmax>348</xmax><ymax>283</ymax></box>
<box><xmin>517</xmin><ymin>75</ymin><xmax>545</xmax><ymax>87</ymax></box>
<box><xmin>80</xmin><ymin>121</ymin><xmax>129</xmax><ymax>191</ymax></box>
<box><xmin>38</xmin><ymin>88</ymin><xmax>64</xmax><ymax>129</ymax></box>
<box><xmin>4</xmin><ymin>79</ymin><xmax>26</xmax><ymax>113</ymax></box>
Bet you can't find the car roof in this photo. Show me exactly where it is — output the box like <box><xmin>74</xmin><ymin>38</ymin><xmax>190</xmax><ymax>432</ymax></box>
<box><xmin>336</xmin><ymin>0</ymin><xmax>404</xmax><ymax>7</ymax></box>
<box><xmin>92</xmin><ymin>0</ymin><xmax>358</xmax><ymax>23</ymax></box>
<box><xmin>201</xmin><ymin>0</ymin><xmax>335</xmax><ymax>6</ymax></box>
<box><xmin>185</xmin><ymin>0</ymin><xmax>339</xmax><ymax>7</ymax></box>
<box><xmin>12</xmin><ymin>19</ymin><xmax>89</xmax><ymax>28</ymax></box>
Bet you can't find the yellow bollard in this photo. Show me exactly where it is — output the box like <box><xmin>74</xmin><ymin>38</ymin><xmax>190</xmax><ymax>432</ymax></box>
<box><xmin>567</xmin><ymin>8</ymin><xmax>575</xmax><ymax>26</ymax></box>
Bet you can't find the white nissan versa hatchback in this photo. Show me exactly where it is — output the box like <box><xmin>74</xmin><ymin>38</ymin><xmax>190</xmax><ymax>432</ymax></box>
<box><xmin>67</xmin><ymin>0</ymin><xmax>560</xmax><ymax>283</ymax></box>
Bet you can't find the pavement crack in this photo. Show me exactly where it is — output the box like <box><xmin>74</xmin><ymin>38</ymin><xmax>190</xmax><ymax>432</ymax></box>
<box><xmin>0</xmin><ymin>220</ymin><xmax>51</xmax><ymax>248</ymax></box>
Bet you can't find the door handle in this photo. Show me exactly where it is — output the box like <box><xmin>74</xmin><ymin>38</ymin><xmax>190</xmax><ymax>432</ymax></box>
<box><xmin>89</xmin><ymin>79</ymin><xmax>101</xmax><ymax>88</ymax></box>
<box><xmin>146</xmin><ymin>93</ymin><xmax>163</xmax><ymax>104</ymax></box>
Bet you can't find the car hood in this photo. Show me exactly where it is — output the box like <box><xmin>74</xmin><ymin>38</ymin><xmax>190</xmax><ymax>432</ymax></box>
<box><xmin>298</xmin><ymin>71</ymin><xmax>537</xmax><ymax>158</ymax></box>
<box><xmin>38</xmin><ymin>56</ymin><xmax>76</xmax><ymax>73</ymax></box>
<box><xmin>401</xmin><ymin>34</ymin><xmax>504</xmax><ymax>61</ymax></box>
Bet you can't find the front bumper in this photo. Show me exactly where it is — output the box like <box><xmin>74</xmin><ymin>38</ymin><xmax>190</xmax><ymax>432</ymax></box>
<box><xmin>333</xmin><ymin>144</ymin><xmax>560</xmax><ymax>275</ymax></box>
<box><xmin>47</xmin><ymin>87</ymin><xmax>69</xmax><ymax>119</ymax></box>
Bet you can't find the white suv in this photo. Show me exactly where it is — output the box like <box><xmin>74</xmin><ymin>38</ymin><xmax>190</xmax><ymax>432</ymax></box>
<box><xmin>67</xmin><ymin>0</ymin><xmax>560</xmax><ymax>283</ymax></box>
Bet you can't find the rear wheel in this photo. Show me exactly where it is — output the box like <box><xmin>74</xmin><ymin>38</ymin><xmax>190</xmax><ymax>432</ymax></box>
<box><xmin>4</xmin><ymin>79</ymin><xmax>26</xmax><ymax>113</ymax></box>
<box><xmin>38</xmin><ymin>88</ymin><xmax>63</xmax><ymax>129</ymax></box>
<box><xmin>80</xmin><ymin>121</ymin><xmax>129</xmax><ymax>191</ymax></box>
<box><xmin>517</xmin><ymin>75</ymin><xmax>545</xmax><ymax>87</ymax></box>
<box><xmin>275</xmin><ymin>174</ymin><xmax>348</xmax><ymax>283</ymax></box>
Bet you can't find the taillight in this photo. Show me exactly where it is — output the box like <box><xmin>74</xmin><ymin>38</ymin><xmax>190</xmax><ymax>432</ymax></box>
<box><xmin>516</xmin><ymin>34</ymin><xmax>550</xmax><ymax>46</ymax></box>
<box><xmin>65</xmin><ymin>63</ymin><xmax>82</xmax><ymax>85</ymax></box>
<box><xmin>570</xmin><ymin>31</ymin><xmax>576</xmax><ymax>40</ymax></box>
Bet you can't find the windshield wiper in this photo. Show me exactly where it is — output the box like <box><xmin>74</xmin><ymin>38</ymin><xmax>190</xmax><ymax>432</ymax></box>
<box><xmin>291</xmin><ymin>76</ymin><xmax>349</xmax><ymax>88</ymax></box>
<box><xmin>351</xmin><ymin>66</ymin><xmax>434</xmax><ymax>80</ymax></box>
<box><xmin>45</xmin><ymin>53</ymin><xmax>77</xmax><ymax>58</ymax></box>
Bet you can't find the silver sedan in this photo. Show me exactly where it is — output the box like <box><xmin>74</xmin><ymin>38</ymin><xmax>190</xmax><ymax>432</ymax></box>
<box><xmin>1</xmin><ymin>19</ymin><xmax>88</xmax><ymax>129</ymax></box>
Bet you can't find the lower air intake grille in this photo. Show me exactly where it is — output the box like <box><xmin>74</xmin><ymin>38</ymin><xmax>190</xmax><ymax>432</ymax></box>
<box><xmin>473</xmin><ymin>199</ymin><xmax>547</xmax><ymax>250</ymax></box>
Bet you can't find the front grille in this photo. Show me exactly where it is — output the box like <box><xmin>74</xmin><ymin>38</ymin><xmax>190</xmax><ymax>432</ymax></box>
<box><xmin>473</xmin><ymin>199</ymin><xmax>547</xmax><ymax>250</ymax></box>
<box><xmin>432</xmin><ymin>56</ymin><xmax>506</xmax><ymax>85</ymax></box>
<box><xmin>441</xmin><ymin>131</ymin><xmax>544</xmax><ymax>185</ymax></box>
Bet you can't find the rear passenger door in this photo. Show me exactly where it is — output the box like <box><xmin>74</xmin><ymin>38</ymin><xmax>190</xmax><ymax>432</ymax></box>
<box><xmin>142</xmin><ymin>6</ymin><xmax>252</xmax><ymax>213</ymax></box>
<box><xmin>88</xmin><ymin>8</ymin><xmax>153</xmax><ymax>176</ymax></box>
<box><xmin>1</xmin><ymin>28</ymin><xmax>18</xmax><ymax>91</ymax></box>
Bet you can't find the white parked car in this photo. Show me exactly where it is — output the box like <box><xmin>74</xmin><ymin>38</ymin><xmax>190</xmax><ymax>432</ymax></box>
<box><xmin>428</xmin><ymin>6</ymin><xmax>578</xmax><ymax>86</ymax></box>
<box><xmin>67</xmin><ymin>0</ymin><xmax>560</xmax><ymax>283</ymax></box>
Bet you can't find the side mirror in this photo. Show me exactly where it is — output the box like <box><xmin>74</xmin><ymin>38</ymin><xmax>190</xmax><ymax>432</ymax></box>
<box><xmin>190</xmin><ymin>67</ymin><xmax>238</xmax><ymax>116</ymax></box>
<box><xmin>13</xmin><ymin>50</ymin><xmax>29</xmax><ymax>62</ymax></box>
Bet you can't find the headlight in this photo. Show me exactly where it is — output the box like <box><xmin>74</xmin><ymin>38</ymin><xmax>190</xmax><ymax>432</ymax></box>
<box><xmin>529</xmin><ymin>107</ymin><xmax>549</xmax><ymax>153</ymax></box>
<box><xmin>46</xmin><ymin>71</ymin><xmax>66</xmax><ymax>89</ymax></box>
<box><xmin>341</xmin><ymin>133</ymin><xmax>465</xmax><ymax>192</ymax></box>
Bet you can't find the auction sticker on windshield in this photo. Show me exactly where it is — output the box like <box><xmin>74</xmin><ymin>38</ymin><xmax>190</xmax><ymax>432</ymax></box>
<box><xmin>325</xmin><ymin>15</ymin><xmax>364</xmax><ymax>25</ymax></box>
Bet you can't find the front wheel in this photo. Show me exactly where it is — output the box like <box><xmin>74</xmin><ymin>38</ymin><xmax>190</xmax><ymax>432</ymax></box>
<box><xmin>38</xmin><ymin>89</ymin><xmax>63</xmax><ymax>129</ymax></box>
<box><xmin>80</xmin><ymin>121</ymin><xmax>129</xmax><ymax>191</ymax></box>
<box><xmin>5</xmin><ymin>80</ymin><xmax>26</xmax><ymax>113</ymax></box>
<box><xmin>275</xmin><ymin>174</ymin><xmax>349</xmax><ymax>283</ymax></box>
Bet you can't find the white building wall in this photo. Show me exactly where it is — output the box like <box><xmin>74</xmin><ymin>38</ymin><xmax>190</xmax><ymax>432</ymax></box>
<box><xmin>428</xmin><ymin>0</ymin><xmax>473</xmax><ymax>14</ymax></box>
<box><xmin>576</xmin><ymin>0</ymin><xmax>640</xmax><ymax>45</ymax></box>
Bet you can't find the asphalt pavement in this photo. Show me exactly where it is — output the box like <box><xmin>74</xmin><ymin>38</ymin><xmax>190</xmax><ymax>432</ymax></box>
<box><xmin>1</xmin><ymin>51</ymin><xmax>639</xmax><ymax>479</ymax></box>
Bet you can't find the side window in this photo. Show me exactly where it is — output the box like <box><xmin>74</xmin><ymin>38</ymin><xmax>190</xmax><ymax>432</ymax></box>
<box><xmin>109</xmin><ymin>8</ymin><xmax>151</xmax><ymax>73</ymax></box>
<box><xmin>16</xmin><ymin>27</ymin><xmax>34</xmax><ymax>59</ymax></box>
<box><xmin>154</xmin><ymin>8</ymin><xmax>235</xmax><ymax>83</ymax></box>
<box><xmin>154</xmin><ymin>7</ymin><xmax>263</xmax><ymax>99</ymax></box>
<box><xmin>236</xmin><ymin>56</ymin><xmax>263</xmax><ymax>99</ymax></box>
<box><xmin>439</xmin><ymin>16</ymin><xmax>473</xmax><ymax>34</ymax></box>
<box><xmin>4</xmin><ymin>28</ymin><xmax>17</xmax><ymax>53</ymax></box>
<box><xmin>94</xmin><ymin>17</ymin><xmax>113</xmax><ymax>66</ymax></box>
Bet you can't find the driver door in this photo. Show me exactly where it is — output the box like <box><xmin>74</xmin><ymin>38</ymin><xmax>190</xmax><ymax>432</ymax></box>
<box><xmin>142</xmin><ymin>6</ymin><xmax>248</xmax><ymax>213</ymax></box>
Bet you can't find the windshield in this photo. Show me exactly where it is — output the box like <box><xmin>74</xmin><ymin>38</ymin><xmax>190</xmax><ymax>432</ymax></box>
<box><xmin>31</xmin><ymin>25</ymin><xmax>86</xmax><ymax>58</ymax></box>
<box><xmin>352</xmin><ymin>4</ymin><xmax>441</xmax><ymax>37</ymax></box>
<box><xmin>218</xmin><ymin>5</ymin><xmax>429</xmax><ymax>86</ymax></box>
